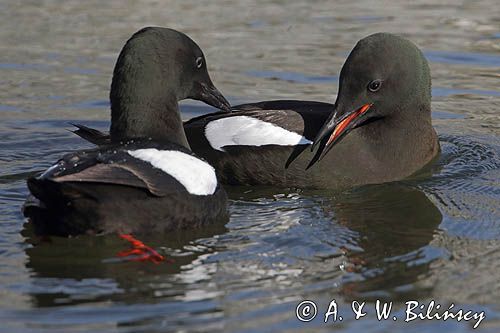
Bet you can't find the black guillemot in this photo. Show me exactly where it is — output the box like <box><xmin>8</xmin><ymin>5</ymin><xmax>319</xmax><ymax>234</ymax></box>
<box><xmin>72</xmin><ymin>33</ymin><xmax>440</xmax><ymax>190</ymax></box>
<box><xmin>23</xmin><ymin>28</ymin><xmax>230</xmax><ymax>255</ymax></box>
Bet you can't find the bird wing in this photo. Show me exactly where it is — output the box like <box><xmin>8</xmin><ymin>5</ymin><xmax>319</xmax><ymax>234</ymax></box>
<box><xmin>38</xmin><ymin>146</ymin><xmax>186</xmax><ymax>197</ymax></box>
<box><xmin>185</xmin><ymin>99</ymin><xmax>333</xmax><ymax>141</ymax></box>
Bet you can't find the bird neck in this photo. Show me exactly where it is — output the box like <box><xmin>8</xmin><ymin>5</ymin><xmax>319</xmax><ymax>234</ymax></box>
<box><xmin>109</xmin><ymin>77</ymin><xmax>189</xmax><ymax>149</ymax></box>
<box><xmin>108</xmin><ymin>34</ymin><xmax>190</xmax><ymax>148</ymax></box>
<box><xmin>359</xmin><ymin>102</ymin><xmax>438</xmax><ymax>168</ymax></box>
<box><xmin>110</xmin><ymin>95</ymin><xmax>189</xmax><ymax>149</ymax></box>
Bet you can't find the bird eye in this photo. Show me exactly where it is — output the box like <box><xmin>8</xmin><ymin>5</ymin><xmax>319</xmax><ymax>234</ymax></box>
<box><xmin>195</xmin><ymin>57</ymin><xmax>204</xmax><ymax>69</ymax></box>
<box><xmin>368</xmin><ymin>79</ymin><xmax>382</xmax><ymax>92</ymax></box>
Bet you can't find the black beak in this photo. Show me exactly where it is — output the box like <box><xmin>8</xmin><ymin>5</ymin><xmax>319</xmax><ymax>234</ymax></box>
<box><xmin>192</xmin><ymin>81</ymin><xmax>231</xmax><ymax>112</ymax></box>
<box><xmin>307</xmin><ymin>103</ymin><xmax>372</xmax><ymax>169</ymax></box>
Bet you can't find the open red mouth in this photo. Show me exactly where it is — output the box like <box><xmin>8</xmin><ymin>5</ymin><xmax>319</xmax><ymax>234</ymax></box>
<box><xmin>326</xmin><ymin>103</ymin><xmax>372</xmax><ymax>146</ymax></box>
<box><xmin>306</xmin><ymin>103</ymin><xmax>374</xmax><ymax>169</ymax></box>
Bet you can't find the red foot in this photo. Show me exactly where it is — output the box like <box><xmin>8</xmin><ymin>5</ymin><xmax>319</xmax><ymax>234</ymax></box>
<box><xmin>117</xmin><ymin>234</ymin><xmax>167</xmax><ymax>264</ymax></box>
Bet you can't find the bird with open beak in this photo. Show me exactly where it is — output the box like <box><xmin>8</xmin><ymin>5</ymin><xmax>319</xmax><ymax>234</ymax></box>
<box><xmin>70</xmin><ymin>33</ymin><xmax>440</xmax><ymax>190</ymax></box>
<box><xmin>308</xmin><ymin>33</ymin><xmax>439</xmax><ymax>172</ymax></box>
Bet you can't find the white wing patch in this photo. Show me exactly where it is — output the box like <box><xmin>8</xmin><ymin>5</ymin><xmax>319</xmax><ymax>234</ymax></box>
<box><xmin>127</xmin><ymin>149</ymin><xmax>217</xmax><ymax>196</ymax></box>
<box><xmin>204</xmin><ymin>116</ymin><xmax>312</xmax><ymax>152</ymax></box>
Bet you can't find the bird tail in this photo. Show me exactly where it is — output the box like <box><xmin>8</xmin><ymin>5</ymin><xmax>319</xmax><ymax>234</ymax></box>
<box><xmin>23</xmin><ymin>177</ymin><xmax>96</xmax><ymax>236</ymax></box>
<box><xmin>70</xmin><ymin>123</ymin><xmax>110</xmax><ymax>146</ymax></box>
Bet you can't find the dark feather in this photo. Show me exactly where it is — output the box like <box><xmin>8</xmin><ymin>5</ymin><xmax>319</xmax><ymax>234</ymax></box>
<box><xmin>70</xmin><ymin>123</ymin><xmax>111</xmax><ymax>146</ymax></box>
<box><xmin>37</xmin><ymin>140</ymin><xmax>195</xmax><ymax>197</ymax></box>
<box><xmin>24</xmin><ymin>140</ymin><xmax>227</xmax><ymax>236</ymax></box>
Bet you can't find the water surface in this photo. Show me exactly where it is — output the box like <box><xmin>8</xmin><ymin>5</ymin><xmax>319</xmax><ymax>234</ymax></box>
<box><xmin>0</xmin><ymin>1</ymin><xmax>499</xmax><ymax>332</ymax></box>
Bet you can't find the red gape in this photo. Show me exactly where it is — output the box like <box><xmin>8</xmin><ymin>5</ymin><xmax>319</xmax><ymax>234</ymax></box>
<box><xmin>117</xmin><ymin>234</ymin><xmax>166</xmax><ymax>264</ymax></box>
<box><xmin>327</xmin><ymin>103</ymin><xmax>372</xmax><ymax>146</ymax></box>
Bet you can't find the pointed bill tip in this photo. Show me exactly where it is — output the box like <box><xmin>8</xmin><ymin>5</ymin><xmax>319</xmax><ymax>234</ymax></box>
<box><xmin>306</xmin><ymin>103</ymin><xmax>373</xmax><ymax>169</ymax></box>
<box><xmin>194</xmin><ymin>82</ymin><xmax>232</xmax><ymax>113</ymax></box>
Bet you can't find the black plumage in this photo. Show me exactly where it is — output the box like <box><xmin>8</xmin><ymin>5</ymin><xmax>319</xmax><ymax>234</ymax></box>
<box><xmin>24</xmin><ymin>27</ymin><xmax>230</xmax><ymax>236</ymax></box>
<box><xmin>70</xmin><ymin>33</ymin><xmax>440</xmax><ymax>190</ymax></box>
